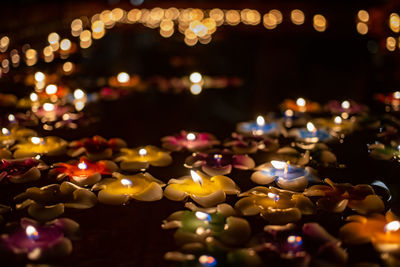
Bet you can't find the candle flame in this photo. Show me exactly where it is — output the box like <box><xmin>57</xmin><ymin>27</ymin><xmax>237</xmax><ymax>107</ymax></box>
<box><xmin>394</xmin><ymin>91</ymin><xmax>400</xmax><ymax>100</ymax></box>
<box><xmin>195</xmin><ymin>211</ymin><xmax>211</xmax><ymax>221</ymax></box>
<box><xmin>45</xmin><ymin>84</ymin><xmax>58</xmax><ymax>95</ymax></box>
<box><xmin>30</xmin><ymin>92</ymin><xmax>38</xmax><ymax>102</ymax></box>
<box><xmin>189</xmin><ymin>72</ymin><xmax>202</xmax><ymax>83</ymax></box>
<box><xmin>341</xmin><ymin>100</ymin><xmax>350</xmax><ymax>109</ymax></box>
<box><xmin>270</xmin><ymin>160</ymin><xmax>287</xmax><ymax>169</ymax></box>
<box><xmin>117</xmin><ymin>72</ymin><xmax>130</xmax><ymax>83</ymax></box>
<box><xmin>34</xmin><ymin>71</ymin><xmax>45</xmax><ymax>82</ymax></box>
<box><xmin>190</xmin><ymin>170</ymin><xmax>203</xmax><ymax>186</ymax></box>
<box><xmin>199</xmin><ymin>255</ymin><xmax>216</xmax><ymax>266</ymax></box>
<box><xmin>256</xmin><ymin>115</ymin><xmax>265</xmax><ymax>127</ymax></box>
<box><xmin>26</xmin><ymin>225</ymin><xmax>39</xmax><ymax>240</ymax></box>
<box><xmin>31</xmin><ymin>137</ymin><xmax>43</xmax><ymax>145</ymax></box>
<box><xmin>1</xmin><ymin>128</ymin><xmax>10</xmax><ymax>136</ymax></box>
<box><xmin>74</xmin><ymin>89</ymin><xmax>85</xmax><ymax>100</ymax></box>
<box><xmin>306</xmin><ymin>122</ymin><xmax>316</xmax><ymax>133</ymax></box>
<box><xmin>287</xmin><ymin>235</ymin><xmax>303</xmax><ymax>245</ymax></box>
<box><xmin>138</xmin><ymin>148</ymin><xmax>147</xmax><ymax>157</ymax></box>
<box><xmin>267</xmin><ymin>192</ymin><xmax>280</xmax><ymax>202</ymax></box>
<box><xmin>43</xmin><ymin>103</ymin><xmax>55</xmax><ymax>112</ymax></box>
<box><xmin>385</xmin><ymin>221</ymin><xmax>400</xmax><ymax>232</ymax></box>
<box><xmin>121</xmin><ymin>178</ymin><xmax>133</xmax><ymax>187</ymax></box>
<box><xmin>213</xmin><ymin>154</ymin><xmax>222</xmax><ymax>161</ymax></box>
<box><xmin>334</xmin><ymin>116</ymin><xmax>342</xmax><ymax>124</ymax></box>
<box><xmin>186</xmin><ymin>132</ymin><xmax>196</xmax><ymax>141</ymax></box>
<box><xmin>78</xmin><ymin>161</ymin><xmax>87</xmax><ymax>170</ymax></box>
<box><xmin>285</xmin><ymin>109</ymin><xmax>294</xmax><ymax>117</ymax></box>
<box><xmin>8</xmin><ymin>114</ymin><xmax>15</xmax><ymax>122</ymax></box>
<box><xmin>296</xmin><ymin>98</ymin><xmax>306</xmax><ymax>107</ymax></box>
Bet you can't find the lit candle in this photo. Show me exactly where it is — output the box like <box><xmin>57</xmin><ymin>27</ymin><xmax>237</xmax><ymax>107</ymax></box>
<box><xmin>0</xmin><ymin>217</ymin><xmax>79</xmax><ymax>260</ymax></box>
<box><xmin>108</xmin><ymin>72</ymin><xmax>139</xmax><ymax>88</ymax></box>
<box><xmin>0</xmin><ymin>127</ymin><xmax>37</xmax><ymax>147</ymax></box>
<box><xmin>115</xmin><ymin>145</ymin><xmax>172</xmax><ymax>171</ymax></box>
<box><xmin>236</xmin><ymin>116</ymin><xmax>279</xmax><ymax>136</ymax></box>
<box><xmin>290</xmin><ymin>122</ymin><xmax>332</xmax><ymax>143</ymax></box>
<box><xmin>235</xmin><ymin>186</ymin><xmax>314</xmax><ymax>224</ymax></box>
<box><xmin>12</xmin><ymin>136</ymin><xmax>67</xmax><ymax>158</ymax></box>
<box><xmin>281</xmin><ymin>98</ymin><xmax>320</xmax><ymax>113</ymax></box>
<box><xmin>368</xmin><ymin>142</ymin><xmax>400</xmax><ymax>161</ymax></box>
<box><xmin>49</xmin><ymin>156</ymin><xmax>118</xmax><ymax>186</ymax></box>
<box><xmin>251</xmin><ymin>160</ymin><xmax>317</xmax><ymax>191</ymax></box>
<box><xmin>164</xmin><ymin>170</ymin><xmax>240</xmax><ymax>207</ymax></box>
<box><xmin>92</xmin><ymin>172</ymin><xmax>165</xmax><ymax>205</ymax></box>
<box><xmin>162</xmin><ymin>131</ymin><xmax>220</xmax><ymax>152</ymax></box>
<box><xmin>296</xmin><ymin>97</ymin><xmax>306</xmax><ymax>112</ymax></box>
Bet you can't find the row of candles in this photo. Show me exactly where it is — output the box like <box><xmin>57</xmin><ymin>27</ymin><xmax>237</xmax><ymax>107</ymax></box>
<box><xmin>0</xmin><ymin>107</ymin><xmax>399</xmax><ymax>265</ymax></box>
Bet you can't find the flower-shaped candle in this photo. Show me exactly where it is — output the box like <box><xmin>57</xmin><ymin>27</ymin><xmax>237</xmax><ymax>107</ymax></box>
<box><xmin>49</xmin><ymin>157</ymin><xmax>118</xmax><ymax>186</ymax></box>
<box><xmin>224</xmin><ymin>133</ymin><xmax>279</xmax><ymax>154</ymax></box>
<box><xmin>34</xmin><ymin>104</ymin><xmax>72</xmax><ymax>122</ymax></box>
<box><xmin>164</xmin><ymin>170</ymin><xmax>240</xmax><ymax>207</ymax></box>
<box><xmin>15</xmin><ymin>182</ymin><xmax>97</xmax><ymax>221</ymax></box>
<box><xmin>68</xmin><ymin>135</ymin><xmax>127</xmax><ymax>160</ymax></box>
<box><xmin>281</xmin><ymin>98</ymin><xmax>321</xmax><ymax>113</ymax></box>
<box><xmin>114</xmin><ymin>146</ymin><xmax>172</xmax><ymax>171</ymax></box>
<box><xmin>325</xmin><ymin>100</ymin><xmax>367</xmax><ymax>115</ymax></box>
<box><xmin>0</xmin><ymin>217</ymin><xmax>79</xmax><ymax>261</ymax></box>
<box><xmin>0</xmin><ymin>127</ymin><xmax>37</xmax><ymax>148</ymax></box>
<box><xmin>92</xmin><ymin>172</ymin><xmax>164</xmax><ymax>205</ymax></box>
<box><xmin>368</xmin><ymin>142</ymin><xmax>400</xmax><ymax>161</ymax></box>
<box><xmin>161</xmin><ymin>131</ymin><xmax>220</xmax><ymax>152</ymax></box>
<box><xmin>304</xmin><ymin>178</ymin><xmax>385</xmax><ymax>214</ymax></box>
<box><xmin>314</xmin><ymin>116</ymin><xmax>356</xmax><ymax>133</ymax></box>
<box><xmin>184</xmin><ymin>150</ymin><xmax>255</xmax><ymax>176</ymax></box>
<box><xmin>340</xmin><ymin>211</ymin><xmax>400</xmax><ymax>254</ymax></box>
<box><xmin>235</xmin><ymin>186</ymin><xmax>314</xmax><ymax>224</ymax></box>
<box><xmin>0</xmin><ymin>158</ymin><xmax>48</xmax><ymax>183</ymax></box>
<box><xmin>237</xmin><ymin>115</ymin><xmax>281</xmax><ymax>137</ymax></box>
<box><xmin>162</xmin><ymin>202</ymin><xmax>251</xmax><ymax>248</ymax></box>
<box><xmin>290</xmin><ymin>122</ymin><xmax>332</xmax><ymax>143</ymax></box>
<box><xmin>251</xmin><ymin>160</ymin><xmax>318</xmax><ymax>191</ymax></box>
<box><xmin>12</xmin><ymin>136</ymin><xmax>68</xmax><ymax>158</ymax></box>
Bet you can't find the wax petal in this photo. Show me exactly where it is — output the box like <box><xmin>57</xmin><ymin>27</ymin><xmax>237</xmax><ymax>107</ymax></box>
<box><xmin>345</xmin><ymin>215</ymin><xmax>367</xmax><ymax>223</ymax></box>
<box><xmin>164</xmin><ymin>185</ymin><xmax>189</xmax><ymax>201</ymax></box>
<box><xmin>87</xmin><ymin>148</ymin><xmax>113</xmax><ymax>161</ymax></box>
<box><xmin>218</xmin><ymin>217</ymin><xmax>251</xmax><ymax>245</ymax></box>
<box><xmin>70</xmin><ymin>173</ymin><xmax>102</xmax><ymax>187</ymax></box>
<box><xmin>8</xmin><ymin>167</ymin><xmax>41</xmax><ymax>183</ymax></box>
<box><xmin>164</xmin><ymin>251</ymin><xmax>195</xmax><ymax>262</ymax></box>
<box><xmin>150</xmin><ymin>152</ymin><xmax>173</xmax><ymax>167</ymax></box>
<box><xmin>276</xmin><ymin>175</ymin><xmax>308</xmax><ymax>191</ymax></box>
<box><xmin>233</xmin><ymin>155</ymin><xmax>255</xmax><ymax>170</ymax></box>
<box><xmin>348</xmin><ymin>195</ymin><xmax>385</xmax><ymax>215</ymax></box>
<box><xmin>64</xmin><ymin>188</ymin><xmax>98</xmax><ymax>209</ymax></box>
<box><xmin>250</xmin><ymin>170</ymin><xmax>275</xmax><ymax>185</ymax></box>
<box><xmin>261</xmin><ymin>207</ymin><xmax>302</xmax><ymax>224</ymax></box>
<box><xmin>386</xmin><ymin>211</ymin><xmax>400</xmax><ymax>222</ymax></box>
<box><xmin>292</xmin><ymin>194</ymin><xmax>315</xmax><ymax>215</ymax></box>
<box><xmin>98</xmin><ymin>190</ymin><xmax>131</xmax><ymax>205</ymax></box>
<box><xmin>202</xmin><ymin>164</ymin><xmax>232</xmax><ymax>176</ymax></box>
<box><xmin>28</xmin><ymin>202</ymin><xmax>65</xmax><ymax>221</ymax></box>
<box><xmin>0</xmin><ymin>148</ymin><xmax>12</xmax><ymax>158</ymax></box>
<box><xmin>120</xmin><ymin>161</ymin><xmax>149</xmax><ymax>171</ymax></box>
<box><xmin>303</xmin><ymin>223</ymin><xmax>339</xmax><ymax>244</ymax></box>
<box><xmin>191</xmin><ymin>190</ymin><xmax>226</xmax><ymax>207</ymax></box>
<box><xmin>132</xmin><ymin>182</ymin><xmax>163</xmax><ymax>201</ymax></box>
<box><xmin>227</xmin><ymin>249</ymin><xmax>262</xmax><ymax>267</ymax></box>
<box><xmin>174</xmin><ymin>229</ymin><xmax>203</xmax><ymax>246</ymax></box>
<box><xmin>316</xmin><ymin>242</ymin><xmax>348</xmax><ymax>265</ymax></box>
<box><xmin>339</xmin><ymin>222</ymin><xmax>371</xmax><ymax>244</ymax></box>
<box><xmin>181</xmin><ymin>242</ymin><xmax>205</xmax><ymax>253</ymax></box>
<box><xmin>264</xmin><ymin>223</ymin><xmax>296</xmax><ymax>233</ymax></box>
<box><xmin>235</xmin><ymin>197</ymin><xmax>262</xmax><ymax>216</ymax></box>
<box><xmin>303</xmin><ymin>185</ymin><xmax>332</xmax><ymax>197</ymax></box>
<box><xmin>320</xmin><ymin>150</ymin><xmax>337</xmax><ymax>164</ymax></box>
<box><xmin>212</xmin><ymin>175</ymin><xmax>240</xmax><ymax>195</ymax></box>
<box><xmin>317</xmin><ymin>198</ymin><xmax>348</xmax><ymax>213</ymax></box>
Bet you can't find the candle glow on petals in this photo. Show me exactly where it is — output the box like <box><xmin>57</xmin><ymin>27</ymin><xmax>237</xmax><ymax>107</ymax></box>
<box><xmin>117</xmin><ymin>72</ymin><xmax>130</xmax><ymax>83</ymax></box>
<box><xmin>306</xmin><ymin>122</ymin><xmax>316</xmax><ymax>133</ymax></box>
<box><xmin>195</xmin><ymin>211</ymin><xmax>211</xmax><ymax>222</ymax></box>
<box><xmin>296</xmin><ymin>98</ymin><xmax>306</xmax><ymax>107</ymax></box>
<box><xmin>267</xmin><ymin>192</ymin><xmax>280</xmax><ymax>202</ymax></box>
<box><xmin>341</xmin><ymin>100</ymin><xmax>350</xmax><ymax>109</ymax></box>
<box><xmin>270</xmin><ymin>160</ymin><xmax>287</xmax><ymax>169</ymax></box>
<box><xmin>285</xmin><ymin>109</ymin><xmax>294</xmax><ymax>117</ymax></box>
<box><xmin>138</xmin><ymin>148</ymin><xmax>147</xmax><ymax>157</ymax></box>
<box><xmin>120</xmin><ymin>178</ymin><xmax>133</xmax><ymax>187</ymax></box>
<box><xmin>190</xmin><ymin>170</ymin><xmax>203</xmax><ymax>186</ymax></box>
<box><xmin>385</xmin><ymin>221</ymin><xmax>400</xmax><ymax>232</ymax></box>
<box><xmin>31</xmin><ymin>137</ymin><xmax>42</xmax><ymax>145</ymax></box>
<box><xmin>26</xmin><ymin>225</ymin><xmax>39</xmax><ymax>240</ymax></box>
<box><xmin>256</xmin><ymin>115</ymin><xmax>265</xmax><ymax>126</ymax></box>
<box><xmin>186</xmin><ymin>132</ymin><xmax>196</xmax><ymax>141</ymax></box>
<box><xmin>78</xmin><ymin>161</ymin><xmax>87</xmax><ymax>170</ymax></box>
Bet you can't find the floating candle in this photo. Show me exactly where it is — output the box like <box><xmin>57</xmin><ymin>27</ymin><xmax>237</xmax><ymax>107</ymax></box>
<box><xmin>281</xmin><ymin>98</ymin><xmax>320</xmax><ymax>113</ymax></box>
<box><xmin>0</xmin><ymin>158</ymin><xmax>48</xmax><ymax>183</ymax></box>
<box><xmin>236</xmin><ymin>116</ymin><xmax>280</xmax><ymax>136</ymax></box>
<box><xmin>304</xmin><ymin>178</ymin><xmax>385</xmax><ymax>214</ymax></box>
<box><xmin>368</xmin><ymin>142</ymin><xmax>400</xmax><ymax>161</ymax></box>
<box><xmin>164</xmin><ymin>170</ymin><xmax>240</xmax><ymax>207</ymax></box>
<box><xmin>114</xmin><ymin>145</ymin><xmax>173</xmax><ymax>171</ymax></box>
<box><xmin>251</xmin><ymin>160</ymin><xmax>318</xmax><ymax>191</ymax></box>
<box><xmin>162</xmin><ymin>131</ymin><xmax>220</xmax><ymax>152</ymax></box>
<box><xmin>235</xmin><ymin>186</ymin><xmax>314</xmax><ymax>224</ymax></box>
<box><xmin>340</xmin><ymin>211</ymin><xmax>400</xmax><ymax>255</ymax></box>
<box><xmin>68</xmin><ymin>135</ymin><xmax>127</xmax><ymax>160</ymax></box>
<box><xmin>15</xmin><ymin>182</ymin><xmax>97</xmax><ymax>221</ymax></box>
<box><xmin>0</xmin><ymin>217</ymin><xmax>79</xmax><ymax>260</ymax></box>
<box><xmin>185</xmin><ymin>150</ymin><xmax>255</xmax><ymax>176</ymax></box>
<box><xmin>289</xmin><ymin>122</ymin><xmax>332</xmax><ymax>143</ymax></box>
<box><xmin>224</xmin><ymin>133</ymin><xmax>279</xmax><ymax>154</ymax></box>
<box><xmin>0</xmin><ymin>127</ymin><xmax>37</xmax><ymax>148</ymax></box>
<box><xmin>314</xmin><ymin>116</ymin><xmax>356</xmax><ymax>133</ymax></box>
<box><xmin>12</xmin><ymin>136</ymin><xmax>67</xmax><ymax>158</ymax></box>
<box><xmin>325</xmin><ymin>100</ymin><xmax>367</xmax><ymax>115</ymax></box>
<box><xmin>92</xmin><ymin>172</ymin><xmax>165</xmax><ymax>205</ymax></box>
<box><xmin>49</xmin><ymin>156</ymin><xmax>118</xmax><ymax>186</ymax></box>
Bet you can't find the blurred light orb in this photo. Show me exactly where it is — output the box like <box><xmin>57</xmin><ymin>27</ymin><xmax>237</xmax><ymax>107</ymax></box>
<box><xmin>74</xmin><ymin>89</ymin><xmax>85</xmax><ymax>100</ymax></box>
<box><xmin>394</xmin><ymin>91</ymin><xmax>400</xmax><ymax>99</ymax></box>
<box><xmin>190</xmin><ymin>84</ymin><xmax>202</xmax><ymax>95</ymax></box>
<box><xmin>30</xmin><ymin>93</ymin><xmax>38</xmax><ymax>102</ymax></box>
<box><xmin>48</xmin><ymin>32</ymin><xmax>60</xmax><ymax>44</ymax></box>
<box><xmin>63</xmin><ymin>62</ymin><xmax>74</xmax><ymax>73</ymax></box>
<box><xmin>34</xmin><ymin>72</ymin><xmax>45</xmax><ymax>82</ymax></box>
<box><xmin>190</xmin><ymin>72</ymin><xmax>202</xmax><ymax>83</ymax></box>
<box><xmin>60</xmin><ymin>39</ymin><xmax>72</xmax><ymax>51</ymax></box>
<box><xmin>291</xmin><ymin>9</ymin><xmax>305</xmax><ymax>25</ymax></box>
<box><xmin>341</xmin><ymin>100</ymin><xmax>350</xmax><ymax>109</ymax></box>
<box><xmin>117</xmin><ymin>72</ymin><xmax>130</xmax><ymax>83</ymax></box>
<box><xmin>43</xmin><ymin>103</ymin><xmax>55</xmax><ymax>112</ymax></box>
<box><xmin>130</xmin><ymin>0</ymin><xmax>144</xmax><ymax>6</ymax></box>
<box><xmin>45</xmin><ymin>84</ymin><xmax>58</xmax><ymax>95</ymax></box>
<box><xmin>357</xmin><ymin>10</ymin><xmax>369</xmax><ymax>22</ymax></box>
<box><xmin>296</xmin><ymin>98</ymin><xmax>306</xmax><ymax>107</ymax></box>
<box><xmin>356</xmin><ymin>22</ymin><xmax>368</xmax><ymax>35</ymax></box>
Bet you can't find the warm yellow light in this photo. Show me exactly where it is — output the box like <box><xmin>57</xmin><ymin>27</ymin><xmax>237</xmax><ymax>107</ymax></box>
<box><xmin>291</xmin><ymin>9</ymin><xmax>305</xmax><ymax>25</ymax></box>
<box><xmin>313</xmin><ymin>14</ymin><xmax>327</xmax><ymax>32</ymax></box>
<box><xmin>307</xmin><ymin>122</ymin><xmax>316</xmax><ymax>132</ymax></box>
<box><xmin>394</xmin><ymin>91</ymin><xmax>400</xmax><ymax>99</ymax></box>
<box><xmin>121</xmin><ymin>178</ymin><xmax>133</xmax><ymax>187</ymax></box>
<box><xmin>31</xmin><ymin>137</ymin><xmax>42</xmax><ymax>145</ymax></box>
<box><xmin>117</xmin><ymin>72</ymin><xmax>130</xmax><ymax>83</ymax></box>
<box><xmin>74</xmin><ymin>89</ymin><xmax>85</xmax><ymax>100</ymax></box>
<box><xmin>271</xmin><ymin>160</ymin><xmax>287</xmax><ymax>169</ymax></box>
<box><xmin>60</xmin><ymin>39</ymin><xmax>71</xmax><ymax>51</ymax></box>
<box><xmin>389</xmin><ymin>13</ymin><xmax>400</xmax><ymax>33</ymax></box>
<box><xmin>386</xmin><ymin>36</ymin><xmax>396</xmax><ymax>51</ymax></box>
<box><xmin>43</xmin><ymin>103</ymin><xmax>55</xmax><ymax>112</ymax></box>
<box><xmin>2</xmin><ymin>128</ymin><xmax>10</xmax><ymax>136</ymax></box>
<box><xmin>80</xmin><ymin>30</ymin><xmax>92</xmax><ymax>42</ymax></box>
<box><xmin>30</xmin><ymin>93</ymin><xmax>38</xmax><ymax>102</ymax></box>
<box><xmin>256</xmin><ymin>115</ymin><xmax>265</xmax><ymax>126</ymax></box>
<box><xmin>341</xmin><ymin>100</ymin><xmax>350</xmax><ymax>109</ymax></box>
<box><xmin>334</xmin><ymin>116</ymin><xmax>342</xmax><ymax>124</ymax></box>
<box><xmin>189</xmin><ymin>72</ymin><xmax>202</xmax><ymax>83</ymax></box>
<box><xmin>195</xmin><ymin>211</ymin><xmax>210</xmax><ymax>221</ymax></box>
<box><xmin>63</xmin><ymin>62</ymin><xmax>74</xmax><ymax>73</ymax></box>
<box><xmin>296</xmin><ymin>98</ymin><xmax>306</xmax><ymax>107</ymax></box>
<box><xmin>25</xmin><ymin>49</ymin><xmax>37</xmax><ymax>60</ymax></box>
<box><xmin>48</xmin><ymin>32</ymin><xmax>60</xmax><ymax>44</ymax></box>
<box><xmin>263</xmin><ymin>13</ymin><xmax>277</xmax><ymax>29</ymax></box>
<box><xmin>357</xmin><ymin>22</ymin><xmax>368</xmax><ymax>35</ymax></box>
<box><xmin>385</xmin><ymin>221</ymin><xmax>400</xmax><ymax>232</ymax></box>
<box><xmin>269</xmin><ymin>9</ymin><xmax>283</xmax><ymax>24</ymax></box>
<box><xmin>0</xmin><ymin>36</ymin><xmax>10</xmax><ymax>49</ymax></box>
<box><xmin>187</xmin><ymin>133</ymin><xmax>196</xmax><ymax>141</ymax></box>
<box><xmin>357</xmin><ymin>10</ymin><xmax>369</xmax><ymax>22</ymax></box>
<box><xmin>26</xmin><ymin>225</ymin><xmax>39</xmax><ymax>239</ymax></box>
<box><xmin>78</xmin><ymin>161</ymin><xmax>87</xmax><ymax>170</ymax></box>
<box><xmin>34</xmin><ymin>72</ymin><xmax>45</xmax><ymax>82</ymax></box>
<box><xmin>45</xmin><ymin>84</ymin><xmax>58</xmax><ymax>95</ymax></box>
<box><xmin>190</xmin><ymin>84</ymin><xmax>202</xmax><ymax>95</ymax></box>
<box><xmin>225</xmin><ymin>10</ymin><xmax>240</xmax><ymax>26</ymax></box>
